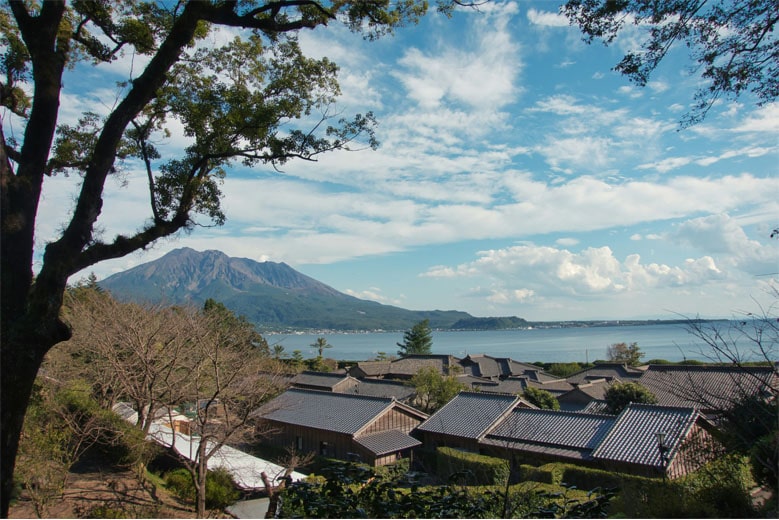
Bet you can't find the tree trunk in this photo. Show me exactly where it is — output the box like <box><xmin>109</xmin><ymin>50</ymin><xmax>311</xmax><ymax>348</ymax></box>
<box><xmin>196</xmin><ymin>441</ymin><xmax>208</xmax><ymax>518</ymax></box>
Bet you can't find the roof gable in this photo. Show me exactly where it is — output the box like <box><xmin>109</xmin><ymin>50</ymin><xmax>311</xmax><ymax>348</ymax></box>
<box><xmin>416</xmin><ymin>391</ymin><xmax>520</xmax><ymax>439</ymax></box>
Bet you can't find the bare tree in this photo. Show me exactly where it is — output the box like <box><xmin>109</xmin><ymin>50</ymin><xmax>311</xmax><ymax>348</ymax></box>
<box><xmin>59</xmin><ymin>288</ymin><xmax>194</xmax><ymax>434</ymax></box>
<box><xmin>161</xmin><ymin>307</ymin><xmax>287</xmax><ymax>518</ymax></box>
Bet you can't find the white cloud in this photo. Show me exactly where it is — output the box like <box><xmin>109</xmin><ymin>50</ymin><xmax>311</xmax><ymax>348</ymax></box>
<box><xmin>526</xmin><ymin>8</ymin><xmax>568</xmax><ymax>27</ymax></box>
<box><xmin>422</xmin><ymin>243</ymin><xmax>727</xmax><ymax>301</ymax></box>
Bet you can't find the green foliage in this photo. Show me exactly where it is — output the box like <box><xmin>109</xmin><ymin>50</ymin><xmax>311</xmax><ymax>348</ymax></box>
<box><xmin>409</xmin><ymin>366</ymin><xmax>467</xmax><ymax>413</ymax></box>
<box><xmin>397</xmin><ymin>319</ymin><xmax>434</xmax><ymax>356</ymax></box>
<box><xmin>564</xmin><ymin>0</ymin><xmax>778</xmax><ymax>127</ymax></box>
<box><xmin>751</xmin><ymin>432</ymin><xmax>778</xmax><ymax>494</ymax></box>
<box><xmin>203</xmin><ymin>298</ymin><xmax>269</xmax><ymax>354</ymax></box>
<box><xmin>604</xmin><ymin>381</ymin><xmax>657</xmax><ymax>415</ymax></box>
<box><xmin>436</xmin><ymin>447</ymin><xmax>510</xmax><ymax>486</ymax></box>
<box><xmin>279</xmin><ymin>459</ymin><xmax>615</xmax><ymax>518</ymax></box>
<box><xmin>605</xmin><ymin>341</ymin><xmax>644</xmax><ymax>366</ymax></box>
<box><xmin>522</xmin><ymin>387</ymin><xmax>560</xmax><ymax>410</ymax></box>
<box><xmin>545</xmin><ymin>362</ymin><xmax>588</xmax><ymax>378</ymax></box>
<box><xmin>310</xmin><ymin>337</ymin><xmax>333</xmax><ymax>357</ymax></box>
<box><xmin>164</xmin><ymin>467</ymin><xmax>239</xmax><ymax>511</ymax></box>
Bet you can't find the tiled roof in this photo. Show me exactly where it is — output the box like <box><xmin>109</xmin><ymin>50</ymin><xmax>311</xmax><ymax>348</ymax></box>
<box><xmin>558</xmin><ymin>379</ymin><xmax>612</xmax><ymax>402</ymax></box>
<box><xmin>525</xmin><ymin>379</ymin><xmax>575</xmax><ymax>396</ymax></box>
<box><xmin>458</xmin><ymin>355</ymin><xmax>560</xmax><ymax>382</ymax></box>
<box><xmin>292</xmin><ymin>371</ymin><xmax>351</xmax><ymax>390</ymax></box>
<box><xmin>565</xmin><ymin>363</ymin><xmax>644</xmax><ymax>385</ymax></box>
<box><xmin>484</xmin><ymin>408</ymin><xmax>614</xmax><ymax>451</ymax></box>
<box><xmin>591</xmin><ymin>403</ymin><xmax>699</xmax><ymax>469</ymax></box>
<box><xmin>461</xmin><ymin>355</ymin><xmax>503</xmax><ymax>378</ymax></box>
<box><xmin>351</xmin><ymin>361</ymin><xmax>392</xmax><ymax>377</ymax></box>
<box><xmin>355</xmin><ymin>429</ymin><xmax>422</xmax><ymax>456</ymax></box>
<box><xmin>348</xmin><ymin>379</ymin><xmax>416</xmax><ymax>401</ymax></box>
<box><xmin>416</xmin><ymin>392</ymin><xmax>519</xmax><ymax>439</ymax></box>
<box><xmin>389</xmin><ymin>355</ymin><xmax>458</xmax><ymax>376</ymax></box>
<box><xmin>256</xmin><ymin>388</ymin><xmax>396</xmax><ymax>435</ymax></box>
<box><xmin>638</xmin><ymin>364</ymin><xmax>777</xmax><ymax>412</ymax></box>
<box><xmin>474</xmin><ymin>377</ymin><xmax>527</xmax><ymax>395</ymax></box>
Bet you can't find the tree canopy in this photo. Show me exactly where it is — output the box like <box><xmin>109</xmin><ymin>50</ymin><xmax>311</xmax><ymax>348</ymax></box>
<box><xmin>604</xmin><ymin>381</ymin><xmax>657</xmax><ymax>415</ymax></box>
<box><xmin>563</xmin><ymin>0</ymin><xmax>778</xmax><ymax>126</ymax></box>
<box><xmin>397</xmin><ymin>319</ymin><xmax>434</xmax><ymax>356</ymax></box>
<box><xmin>0</xmin><ymin>2</ymin><xmax>470</xmax><ymax>514</ymax></box>
<box><xmin>606</xmin><ymin>341</ymin><xmax>644</xmax><ymax>366</ymax></box>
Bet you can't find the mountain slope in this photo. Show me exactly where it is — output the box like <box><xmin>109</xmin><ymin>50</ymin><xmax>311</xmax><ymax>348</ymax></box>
<box><xmin>99</xmin><ymin>248</ymin><xmax>473</xmax><ymax>331</ymax></box>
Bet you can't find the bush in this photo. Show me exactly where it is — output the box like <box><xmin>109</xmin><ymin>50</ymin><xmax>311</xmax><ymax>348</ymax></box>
<box><xmin>436</xmin><ymin>447</ymin><xmax>510</xmax><ymax>486</ymax></box>
<box><xmin>164</xmin><ymin>467</ymin><xmax>239</xmax><ymax>511</ymax></box>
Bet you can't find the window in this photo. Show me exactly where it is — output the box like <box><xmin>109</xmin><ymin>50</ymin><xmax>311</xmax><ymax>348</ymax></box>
<box><xmin>296</xmin><ymin>436</ymin><xmax>303</xmax><ymax>450</ymax></box>
<box><xmin>320</xmin><ymin>441</ymin><xmax>328</xmax><ymax>456</ymax></box>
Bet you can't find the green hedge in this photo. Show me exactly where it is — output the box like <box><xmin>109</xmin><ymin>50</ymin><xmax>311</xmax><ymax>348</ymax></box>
<box><xmin>435</xmin><ymin>447</ymin><xmax>510</xmax><ymax>486</ymax></box>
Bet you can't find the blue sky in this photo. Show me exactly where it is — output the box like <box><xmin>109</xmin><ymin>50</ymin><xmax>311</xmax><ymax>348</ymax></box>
<box><xmin>19</xmin><ymin>1</ymin><xmax>779</xmax><ymax>321</ymax></box>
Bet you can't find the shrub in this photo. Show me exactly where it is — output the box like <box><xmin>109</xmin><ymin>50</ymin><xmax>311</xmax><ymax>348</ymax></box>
<box><xmin>164</xmin><ymin>467</ymin><xmax>239</xmax><ymax>511</ymax></box>
<box><xmin>436</xmin><ymin>447</ymin><xmax>510</xmax><ymax>486</ymax></box>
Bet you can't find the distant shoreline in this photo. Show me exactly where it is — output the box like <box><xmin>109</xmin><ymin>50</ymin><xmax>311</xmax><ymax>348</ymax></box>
<box><xmin>262</xmin><ymin>318</ymin><xmax>724</xmax><ymax>335</ymax></box>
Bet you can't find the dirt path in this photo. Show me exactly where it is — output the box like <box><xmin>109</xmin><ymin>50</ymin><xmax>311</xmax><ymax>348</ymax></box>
<box><xmin>9</xmin><ymin>465</ymin><xmax>198</xmax><ymax>519</ymax></box>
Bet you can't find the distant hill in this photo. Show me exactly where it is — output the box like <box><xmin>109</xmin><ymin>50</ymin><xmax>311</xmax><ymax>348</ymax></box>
<box><xmin>450</xmin><ymin>316</ymin><xmax>530</xmax><ymax>330</ymax></box>
<box><xmin>99</xmin><ymin>248</ymin><xmax>495</xmax><ymax>331</ymax></box>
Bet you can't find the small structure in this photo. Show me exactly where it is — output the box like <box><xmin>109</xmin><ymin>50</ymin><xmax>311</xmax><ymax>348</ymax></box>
<box><xmin>254</xmin><ymin>388</ymin><xmax>428</xmax><ymax>466</ymax></box>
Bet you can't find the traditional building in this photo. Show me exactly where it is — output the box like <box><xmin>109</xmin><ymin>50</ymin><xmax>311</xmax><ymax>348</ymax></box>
<box><xmin>253</xmin><ymin>388</ymin><xmax>428</xmax><ymax>466</ymax></box>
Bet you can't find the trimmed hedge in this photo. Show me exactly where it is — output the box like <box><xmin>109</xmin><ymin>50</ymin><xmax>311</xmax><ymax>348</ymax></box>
<box><xmin>435</xmin><ymin>447</ymin><xmax>510</xmax><ymax>486</ymax></box>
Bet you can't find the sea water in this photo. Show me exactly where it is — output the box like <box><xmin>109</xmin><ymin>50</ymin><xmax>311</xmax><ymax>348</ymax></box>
<box><xmin>265</xmin><ymin>322</ymin><xmax>744</xmax><ymax>364</ymax></box>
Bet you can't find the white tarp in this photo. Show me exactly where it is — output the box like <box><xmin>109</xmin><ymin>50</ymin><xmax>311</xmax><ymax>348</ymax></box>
<box><xmin>142</xmin><ymin>418</ymin><xmax>306</xmax><ymax>490</ymax></box>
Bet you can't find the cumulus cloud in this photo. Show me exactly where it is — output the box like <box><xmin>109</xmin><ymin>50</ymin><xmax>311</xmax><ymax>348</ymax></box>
<box><xmin>422</xmin><ymin>243</ymin><xmax>726</xmax><ymax>300</ymax></box>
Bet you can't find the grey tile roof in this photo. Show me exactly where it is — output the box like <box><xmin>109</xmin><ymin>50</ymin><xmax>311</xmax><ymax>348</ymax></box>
<box><xmin>416</xmin><ymin>392</ymin><xmax>520</xmax><ymax>439</ymax></box>
<box><xmin>351</xmin><ymin>361</ymin><xmax>392</xmax><ymax>377</ymax></box>
<box><xmin>355</xmin><ymin>429</ymin><xmax>422</xmax><ymax>456</ymax></box>
<box><xmin>389</xmin><ymin>355</ymin><xmax>458</xmax><ymax>376</ymax></box>
<box><xmin>565</xmin><ymin>363</ymin><xmax>644</xmax><ymax>385</ymax></box>
<box><xmin>473</xmin><ymin>377</ymin><xmax>527</xmax><ymax>395</ymax></box>
<box><xmin>557</xmin><ymin>379</ymin><xmax>612</xmax><ymax>403</ymax></box>
<box><xmin>458</xmin><ymin>355</ymin><xmax>560</xmax><ymax>382</ymax></box>
<box><xmin>591</xmin><ymin>403</ymin><xmax>699</xmax><ymax>469</ymax></box>
<box><xmin>257</xmin><ymin>388</ymin><xmax>396</xmax><ymax>435</ymax></box>
<box><xmin>638</xmin><ymin>364</ymin><xmax>777</xmax><ymax>412</ymax></box>
<box><xmin>525</xmin><ymin>378</ymin><xmax>575</xmax><ymax>396</ymax></box>
<box><xmin>348</xmin><ymin>379</ymin><xmax>416</xmax><ymax>401</ymax></box>
<box><xmin>484</xmin><ymin>408</ymin><xmax>615</xmax><ymax>451</ymax></box>
<box><xmin>292</xmin><ymin>371</ymin><xmax>351</xmax><ymax>390</ymax></box>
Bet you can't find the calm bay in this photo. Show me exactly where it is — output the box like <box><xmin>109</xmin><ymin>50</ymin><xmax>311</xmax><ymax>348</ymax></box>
<box><xmin>266</xmin><ymin>322</ymin><xmax>731</xmax><ymax>364</ymax></box>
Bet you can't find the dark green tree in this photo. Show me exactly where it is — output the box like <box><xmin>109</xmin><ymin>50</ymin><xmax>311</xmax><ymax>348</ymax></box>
<box><xmin>397</xmin><ymin>319</ymin><xmax>434</xmax><ymax>357</ymax></box>
<box><xmin>0</xmin><ymin>2</ymin><xmax>471</xmax><ymax>512</ymax></box>
<box><xmin>523</xmin><ymin>386</ymin><xmax>560</xmax><ymax>410</ymax></box>
<box><xmin>409</xmin><ymin>366</ymin><xmax>467</xmax><ymax>413</ymax></box>
<box><xmin>563</xmin><ymin>0</ymin><xmax>779</xmax><ymax>127</ymax></box>
<box><xmin>604</xmin><ymin>381</ymin><xmax>657</xmax><ymax>415</ymax></box>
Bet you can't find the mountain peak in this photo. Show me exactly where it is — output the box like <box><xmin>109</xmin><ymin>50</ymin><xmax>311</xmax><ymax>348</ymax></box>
<box><xmin>99</xmin><ymin>248</ymin><xmax>473</xmax><ymax>331</ymax></box>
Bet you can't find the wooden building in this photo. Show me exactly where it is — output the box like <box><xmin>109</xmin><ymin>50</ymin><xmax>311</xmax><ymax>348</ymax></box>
<box><xmin>253</xmin><ymin>388</ymin><xmax>428</xmax><ymax>466</ymax></box>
